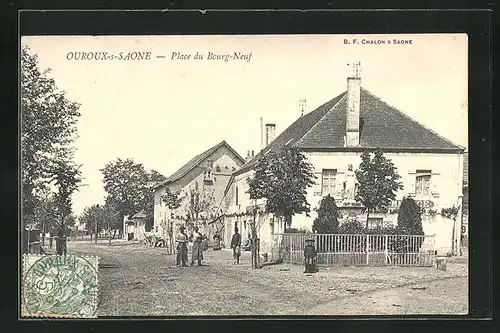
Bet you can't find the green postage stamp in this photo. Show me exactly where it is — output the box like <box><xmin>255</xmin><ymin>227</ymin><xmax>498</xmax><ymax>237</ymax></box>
<box><xmin>21</xmin><ymin>254</ymin><xmax>99</xmax><ymax>318</ymax></box>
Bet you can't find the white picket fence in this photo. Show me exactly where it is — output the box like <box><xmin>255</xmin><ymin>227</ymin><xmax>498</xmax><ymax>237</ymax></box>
<box><xmin>270</xmin><ymin>233</ymin><xmax>436</xmax><ymax>267</ymax></box>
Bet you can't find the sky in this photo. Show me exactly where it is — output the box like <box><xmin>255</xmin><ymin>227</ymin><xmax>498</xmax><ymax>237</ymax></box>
<box><xmin>21</xmin><ymin>34</ymin><xmax>468</xmax><ymax>216</ymax></box>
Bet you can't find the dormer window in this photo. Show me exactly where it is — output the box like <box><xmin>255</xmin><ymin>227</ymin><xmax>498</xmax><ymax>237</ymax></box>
<box><xmin>203</xmin><ymin>170</ymin><xmax>214</xmax><ymax>185</ymax></box>
<box><xmin>207</xmin><ymin>159</ymin><xmax>214</xmax><ymax>169</ymax></box>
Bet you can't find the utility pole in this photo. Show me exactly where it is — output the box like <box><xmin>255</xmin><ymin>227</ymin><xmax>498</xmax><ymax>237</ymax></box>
<box><xmin>251</xmin><ymin>200</ymin><xmax>260</xmax><ymax>269</ymax></box>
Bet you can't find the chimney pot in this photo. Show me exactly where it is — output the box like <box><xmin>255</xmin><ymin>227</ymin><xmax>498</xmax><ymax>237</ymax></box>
<box><xmin>265</xmin><ymin>123</ymin><xmax>276</xmax><ymax>146</ymax></box>
<box><xmin>251</xmin><ymin>150</ymin><xmax>254</xmax><ymax>157</ymax></box>
<box><xmin>346</xmin><ymin>75</ymin><xmax>361</xmax><ymax>146</ymax></box>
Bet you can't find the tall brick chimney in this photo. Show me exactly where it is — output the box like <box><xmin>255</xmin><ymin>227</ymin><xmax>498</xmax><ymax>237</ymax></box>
<box><xmin>265</xmin><ymin>123</ymin><xmax>276</xmax><ymax>146</ymax></box>
<box><xmin>345</xmin><ymin>74</ymin><xmax>361</xmax><ymax>146</ymax></box>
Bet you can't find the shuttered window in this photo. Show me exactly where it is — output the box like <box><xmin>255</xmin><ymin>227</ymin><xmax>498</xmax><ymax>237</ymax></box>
<box><xmin>415</xmin><ymin>169</ymin><xmax>432</xmax><ymax>196</ymax></box>
<box><xmin>322</xmin><ymin>169</ymin><xmax>337</xmax><ymax>196</ymax></box>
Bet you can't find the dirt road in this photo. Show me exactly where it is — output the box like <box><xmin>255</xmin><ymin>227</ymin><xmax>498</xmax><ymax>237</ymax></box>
<box><xmin>67</xmin><ymin>240</ymin><xmax>468</xmax><ymax>316</ymax></box>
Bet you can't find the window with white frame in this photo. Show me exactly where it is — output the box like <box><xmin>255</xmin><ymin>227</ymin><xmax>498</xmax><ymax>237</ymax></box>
<box><xmin>321</xmin><ymin>169</ymin><xmax>337</xmax><ymax>196</ymax></box>
<box><xmin>415</xmin><ymin>169</ymin><xmax>432</xmax><ymax>196</ymax></box>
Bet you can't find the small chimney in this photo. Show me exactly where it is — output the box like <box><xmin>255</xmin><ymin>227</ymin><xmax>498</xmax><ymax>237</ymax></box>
<box><xmin>251</xmin><ymin>150</ymin><xmax>254</xmax><ymax>157</ymax></box>
<box><xmin>245</xmin><ymin>150</ymin><xmax>252</xmax><ymax>162</ymax></box>
<box><xmin>260</xmin><ymin>117</ymin><xmax>264</xmax><ymax>150</ymax></box>
<box><xmin>346</xmin><ymin>61</ymin><xmax>361</xmax><ymax>146</ymax></box>
<box><xmin>265</xmin><ymin>123</ymin><xmax>276</xmax><ymax>146</ymax></box>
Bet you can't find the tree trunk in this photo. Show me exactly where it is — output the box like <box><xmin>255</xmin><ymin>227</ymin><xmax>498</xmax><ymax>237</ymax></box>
<box><xmin>284</xmin><ymin>214</ymin><xmax>292</xmax><ymax>233</ymax></box>
<box><xmin>451</xmin><ymin>217</ymin><xmax>456</xmax><ymax>256</ymax></box>
<box><xmin>365</xmin><ymin>211</ymin><xmax>370</xmax><ymax>230</ymax></box>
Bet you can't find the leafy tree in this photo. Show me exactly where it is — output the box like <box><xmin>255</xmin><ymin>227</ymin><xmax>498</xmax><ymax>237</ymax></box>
<box><xmin>81</xmin><ymin>204</ymin><xmax>104</xmax><ymax>241</ymax></box>
<box><xmin>312</xmin><ymin>194</ymin><xmax>341</xmax><ymax>234</ymax></box>
<box><xmin>100</xmin><ymin>158</ymin><xmax>150</xmax><ymax>228</ymax></box>
<box><xmin>162</xmin><ymin>187</ymin><xmax>184</xmax><ymax>211</ymax></box>
<box><xmin>143</xmin><ymin>169</ymin><xmax>167</xmax><ymax>231</ymax></box>
<box><xmin>247</xmin><ymin>147</ymin><xmax>316</xmax><ymax>232</ymax></box>
<box><xmin>51</xmin><ymin>159</ymin><xmax>83</xmax><ymax>234</ymax></box>
<box><xmin>21</xmin><ymin>46</ymin><xmax>81</xmax><ymax>220</ymax></box>
<box><xmin>160</xmin><ymin>187</ymin><xmax>184</xmax><ymax>237</ymax></box>
<box><xmin>355</xmin><ymin>149</ymin><xmax>403</xmax><ymax>229</ymax></box>
<box><xmin>186</xmin><ymin>181</ymin><xmax>216</xmax><ymax>229</ymax></box>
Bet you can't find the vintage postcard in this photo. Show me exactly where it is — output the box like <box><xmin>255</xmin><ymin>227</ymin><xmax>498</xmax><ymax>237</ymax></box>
<box><xmin>21</xmin><ymin>34</ymin><xmax>468</xmax><ymax>317</ymax></box>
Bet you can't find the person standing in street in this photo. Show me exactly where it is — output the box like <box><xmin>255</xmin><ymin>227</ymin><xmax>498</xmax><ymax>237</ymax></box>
<box><xmin>190</xmin><ymin>226</ymin><xmax>204</xmax><ymax>266</ymax></box>
<box><xmin>231</xmin><ymin>227</ymin><xmax>242</xmax><ymax>264</ymax></box>
<box><xmin>212</xmin><ymin>230</ymin><xmax>222</xmax><ymax>250</ymax></box>
<box><xmin>175</xmin><ymin>225</ymin><xmax>188</xmax><ymax>267</ymax></box>
<box><xmin>304</xmin><ymin>237</ymin><xmax>318</xmax><ymax>273</ymax></box>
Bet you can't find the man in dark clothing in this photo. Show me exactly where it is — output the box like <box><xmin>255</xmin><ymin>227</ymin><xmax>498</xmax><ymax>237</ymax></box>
<box><xmin>304</xmin><ymin>238</ymin><xmax>317</xmax><ymax>273</ymax></box>
<box><xmin>175</xmin><ymin>225</ymin><xmax>188</xmax><ymax>267</ymax></box>
<box><xmin>231</xmin><ymin>227</ymin><xmax>242</xmax><ymax>264</ymax></box>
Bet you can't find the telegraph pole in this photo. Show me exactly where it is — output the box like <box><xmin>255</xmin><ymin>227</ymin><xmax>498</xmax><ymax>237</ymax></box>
<box><xmin>95</xmin><ymin>217</ymin><xmax>98</xmax><ymax>244</ymax></box>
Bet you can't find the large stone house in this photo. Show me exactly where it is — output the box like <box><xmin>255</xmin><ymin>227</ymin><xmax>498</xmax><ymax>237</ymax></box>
<box><xmin>218</xmin><ymin>73</ymin><xmax>465</xmax><ymax>255</ymax></box>
<box><xmin>152</xmin><ymin>141</ymin><xmax>245</xmax><ymax>245</ymax></box>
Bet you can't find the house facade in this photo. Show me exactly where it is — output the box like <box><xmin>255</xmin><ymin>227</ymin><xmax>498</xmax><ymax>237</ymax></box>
<box><xmin>219</xmin><ymin>74</ymin><xmax>465</xmax><ymax>256</ymax></box>
<box><xmin>152</xmin><ymin>141</ymin><xmax>245</xmax><ymax>245</ymax></box>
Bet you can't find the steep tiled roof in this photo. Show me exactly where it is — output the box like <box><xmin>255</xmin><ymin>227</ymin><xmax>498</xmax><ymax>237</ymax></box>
<box><xmin>234</xmin><ymin>87</ymin><xmax>463</xmax><ymax>176</ymax></box>
<box><xmin>234</xmin><ymin>93</ymin><xmax>346</xmax><ymax>175</ymax></box>
<box><xmin>153</xmin><ymin>140</ymin><xmax>245</xmax><ymax>190</ymax></box>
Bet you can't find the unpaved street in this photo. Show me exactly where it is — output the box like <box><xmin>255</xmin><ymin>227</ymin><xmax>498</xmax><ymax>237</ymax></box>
<box><xmin>66</xmin><ymin>240</ymin><xmax>468</xmax><ymax>316</ymax></box>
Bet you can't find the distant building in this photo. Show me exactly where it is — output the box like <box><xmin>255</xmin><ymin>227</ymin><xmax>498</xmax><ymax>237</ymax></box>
<box><xmin>123</xmin><ymin>210</ymin><xmax>147</xmax><ymax>241</ymax></box>
<box><xmin>219</xmin><ymin>73</ymin><xmax>465</xmax><ymax>255</ymax></box>
<box><xmin>152</xmin><ymin>141</ymin><xmax>245</xmax><ymax>245</ymax></box>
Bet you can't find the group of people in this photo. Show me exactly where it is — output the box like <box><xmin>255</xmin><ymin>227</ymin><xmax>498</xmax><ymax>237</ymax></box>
<box><xmin>175</xmin><ymin>225</ymin><xmax>206</xmax><ymax>267</ymax></box>
<box><xmin>174</xmin><ymin>225</ymin><xmax>317</xmax><ymax>272</ymax></box>
<box><xmin>174</xmin><ymin>225</ymin><xmax>244</xmax><ymax>266</ymax></box>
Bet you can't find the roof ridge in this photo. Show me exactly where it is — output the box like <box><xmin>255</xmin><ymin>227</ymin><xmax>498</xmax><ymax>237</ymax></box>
<box><xmin>153</xmin><ymin>141</ymin><xmax>226</xmax><ymax>190</ymax></box>
<box><xmin>295</xmin><ymin>92</ymin><xmax>347</xmax><ymax>147</ymax></box>
<box><xmin>361</xmin><ymin>88</ymin><xmax>465</xmax><ymax>150</ymax></box>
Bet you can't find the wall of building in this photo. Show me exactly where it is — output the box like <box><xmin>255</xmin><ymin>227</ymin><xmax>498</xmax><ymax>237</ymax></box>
<box><xmin>153</xmin><ymin>146</ymin><xmax>243</xmax><ymax>239</ymax></box>
<box><xmin>289</xmin><ymin>151</ymin><xmax>463</xmax><ymax>229</ymax></box>
<box><xmin>220</xmin><ymin>150</ymin><xmax>463</xmax><ymax>256</ymax></box>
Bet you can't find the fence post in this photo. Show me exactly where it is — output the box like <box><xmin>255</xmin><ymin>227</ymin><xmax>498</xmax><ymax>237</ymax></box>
<box><xmin>365</xmin><ymin>234</ymin><xmax>369</xmax><ymax>265</ymax></box>
<box><xmin>384</xmin><ymin>235</ymin><xmax>388</xmax><ymax>265</ymax></box>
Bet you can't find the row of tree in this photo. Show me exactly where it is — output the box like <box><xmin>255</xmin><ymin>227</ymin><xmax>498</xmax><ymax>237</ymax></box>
<box><xmin>21</xmin><ymin>46</ymin><xmax>83</xmax><ymax>249</ymax></box>
<box><xmin>79</xmin><ymin>158</ymin><xmax>217</xmax><ymax>241</ymax></box>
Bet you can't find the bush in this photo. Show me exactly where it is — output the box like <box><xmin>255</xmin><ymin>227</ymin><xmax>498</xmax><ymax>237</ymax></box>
<box><xmin>396</xmin><ymin>197</ymin><xmax>424</xmax><ymax>236</ymax></box>
<box><xmin>366</xmin><ymin>225</ymin><xmax>397</xmax><ymax>235</ymax></box>
<box><xmin>312</xmin><ymin>195</ymin><xmax>340</xmax><ymax>234</ymax></box>
<box><xmin>339</xmin><ymin>220</ymin><xmax>365</xmax><ymax>234</ymax></box>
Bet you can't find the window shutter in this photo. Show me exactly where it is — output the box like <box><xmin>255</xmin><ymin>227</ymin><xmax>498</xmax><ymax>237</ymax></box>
<box><xmin>335</xmin><ymin>173</ymin><xmax>345</xmax><ymax>196</ymax></box>
<box><xmin>408</xmin><ymin>170</ymin><xmax>416</xmax><ymax>196</ymax></box>
<box><xmin>313</xmin><ymin>171</ymin><xmax>322</xmax><ymax>196</ymax></box>
<box><xmin>431</xmin><ymin>173</ymin><xmax>440</xmax><ymax>197</ymax></box>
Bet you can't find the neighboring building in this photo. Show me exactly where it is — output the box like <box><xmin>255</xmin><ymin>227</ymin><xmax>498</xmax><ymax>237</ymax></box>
<box><xmin>219</xmin><ymin>73</ymin><xmax>465</xmax><ymax>255</ymax></box>
<box><xmin>152</xmin><ymin>141</ymin><xmax>245</xmax><ymax>245</ymax></box>
<box><xmin>124</xmin><ymin>210</ymin><xmax>147</xmax><ymax>241</ymax></box>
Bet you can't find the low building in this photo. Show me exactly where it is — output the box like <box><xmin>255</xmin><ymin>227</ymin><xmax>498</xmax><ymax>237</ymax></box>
<box><xmin>152</xmin><ymin>140</ymin><xmax>245</xmax><ymax>245</ymax></box>
<box><xmin>219</xmin><ymin>73</ymin><xmax>465</xmax><ymax>256</ymax></box>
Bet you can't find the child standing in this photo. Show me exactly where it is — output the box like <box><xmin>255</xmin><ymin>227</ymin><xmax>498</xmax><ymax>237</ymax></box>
<box><xmin>304</xmin><ymin>238</ymin><xmax>318</xmax><ymax>273</ymax></box>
